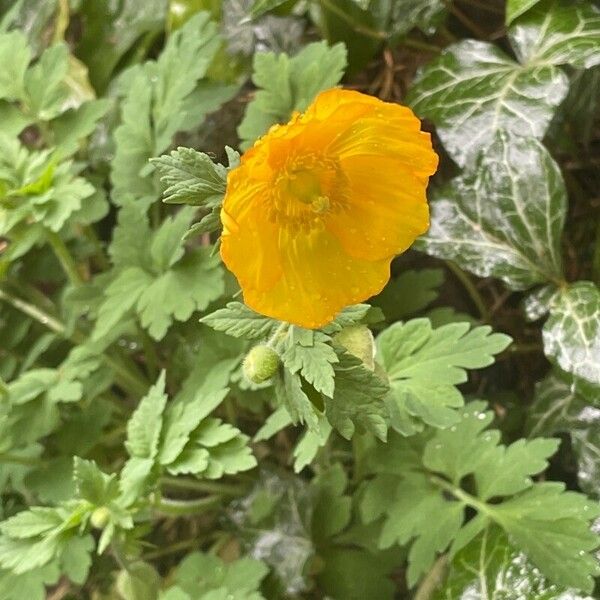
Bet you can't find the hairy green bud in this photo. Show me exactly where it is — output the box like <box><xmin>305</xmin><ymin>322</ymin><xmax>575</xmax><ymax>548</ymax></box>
<box><xmin>243</xmin><ymin>344</ymin><xmax>280</xmax><ymax>383</ymax></box>
<box><xmin>90</xmin><ymin>506</ymin><xmax>111</xmax><ymax>529</ymax></box>
<box><xmin>334</xmin><ymin>324</ymin><xmax>375</xmax><ymax>370</ymax></box>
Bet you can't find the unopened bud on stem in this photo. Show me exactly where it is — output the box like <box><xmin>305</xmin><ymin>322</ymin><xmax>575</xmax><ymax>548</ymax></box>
<box><xmin>334</xmin><ymin>324</ymin><xmax>375</xmax><ymax>370</ymax></box>
<box><xmin>90</xmin><ymin>506</ymin><xmax>111</xmax><ymax>529</ymax></box>
<box><xmin>243</xmin><ymin>344</ymin><xmax>280</xmax><ymax>383</ymax></box>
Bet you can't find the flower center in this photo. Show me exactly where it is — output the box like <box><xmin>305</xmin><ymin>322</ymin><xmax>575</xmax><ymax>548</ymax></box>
<box><xmin>270</xmin><ymin>154</ymin><xmax>347</xmax><ymax>230</ymax></box>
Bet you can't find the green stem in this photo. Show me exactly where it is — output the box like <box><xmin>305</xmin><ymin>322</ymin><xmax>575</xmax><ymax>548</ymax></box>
<box><xmin>160</xmin><ymin>476</ymin><xmax>247</xmax><ymax>497</ymax></box>
<box><xmin>443</xmin><ymin>0</ymin><xmax>488</xmax><ymax>38</ymax></box>
<box><xmin>46</xmin><ymin>230</ymin><xmax>84</xmax><ymax>286</ymax></box>
<box><xmin>445</xmin><ymin>261</ymin><xmax>489</xmax><ymax>322</ymax></box>
<box><xmin>317</xmin><ymin>0</ymin><xmax>388</xmax><ymax>40</ymax></box>
<box><xmin>0</xmin><ymin>453</ymin><xmax>45</xmax><ymax>467</ymax></box>
<box><xmin>508</xmin><ymin>342</ymin><xmax>543</xmax><ymax>354</ymax></box>
<box><xmin>266</xmin><ymin>322</ymin><xmax>290</xmax><ymax>351</ymax></box>
<box><xmin>414</xmin><ymin>554</ymin><xmax>448</xmax><ymax>600</ymax></box>
<box><xmin>142</xmin><ymin>537</ymin><xmax>203</xmax><ymax>561</ymax></box>
<box><xmin>154</xmin><ymin>495</ymin><xmax>223</xmax><ymax>516</ymax></box>
<box><xmin>429</xmin><ymin>474</ymin><xmax>492</xmax><ymax>516</ymax></box>
<box><xmin>138</xmin><ymin>326</ymin><xmax>160</xmax><ymax>379</ymax></box>
<box><xmin>402</xmin><ymin>37</ymin><xmax>441</xmax><ymax>53</ymax></box>
<box><xmin>0</xmin><ymin>287</ymin><xmax>148</xmax><ymax>397</ymax></box>
<box><xmin>0</xmin><ymin>287</ymin><xmax>67</xmax><ymax>336</ymax></box>
<box><xmin>82</xmin><ymin>225</ymin><xmax>111</xmax><ymax>271</ymax></box>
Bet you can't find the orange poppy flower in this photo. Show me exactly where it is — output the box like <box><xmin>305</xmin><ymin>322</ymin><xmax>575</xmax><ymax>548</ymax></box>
<box><xmin>220</xmin><ymin>88</ymin><xmax>438</xmax><ymax>329</ymax></box>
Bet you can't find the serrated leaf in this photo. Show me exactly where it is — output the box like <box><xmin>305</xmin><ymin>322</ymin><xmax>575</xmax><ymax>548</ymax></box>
<box><xmin>543</xmin><ymin>282</ymin><xmax>600</xmax><ymax>385</ymax></box>
<box><xmin>281</xmin><ymin>331</ymin><xmax>338</xmax><ymax>397</ymax></box>
<box><xmin>0</xmin><ymin>565</ymin><xmax>60</xmax><ymax>600</ymax></box>
<box><xmin>322</xmin><ymin>304</ymin><xmax>373</xmax><ymax>334</ymax></box>
<box><xmin>417</xmin><ymin>132</ymin><xmax>567</xmax><ymax>290</ymax></box>
<box><xmin>491</xmin><ymin>483</ymin><xmax>600</xmax><ymax>591</ymax></box>
<box><xmin>275</xmin><ymin>369</ymin><xmax>320</xmax><ymax>431</ymax></box>
<box><xmin>151</xmin><ymin>147</ymin><xmax>228</xmax><ymax>207</ymax></box>
<box><xmin>376</xmin><ymin>319</ymin><xmax>511</xmax><ymax>431</ymax></box>
<box><xmin>119</xmin><ymin>457</ymin><xmax>155</xmax><ymax>508</ymax></box>
<box><xmin>93</xmin><ymin>267</ymin><xmax>153</xmax><ymax>341</ymax></box>
<box><xmin>159</xmin><ymin>386</ymin><xmax>230</xmax><ymax>466</ymax></box>
<box><xmin>137</xmin><ymin>248</ymin><xmax>224</xmax><ymax>340</ymax></box>
<box><xmin>111</xmin><ymin>12</ymin><xmax>233</xmax><ymax>204</ymax></box>
<box><xmin>293</xmin><ymin>416</ymin><xmax>331</xmax><ymax>473</ymax></box>
<box><xmin>238</xmin><ymin>41</ymin><xmax>347</xmax><ymax>149</ymax></box>
<box><xmin>0</xmin><ymin>30</ymin><xmax>30</xmax><ymax>101</ymax></box>
<box><xmin>248</xmin><ymin>0</ymin><xmax>289</xmax><ymax>19</ymax></box>
<box><xmin>126</xmin><ymin>372</ymin><xmax>167</xmax><ymax>459</ymax></box>
<box><xmin>254</xmin><ymin>406</ymin><xmax>293</xmax><ymax>442</ymax></box>
<box><xmin>23</xmin><ymin>43</ymin><xmax>70</xmax><ymax>121</ymax></box>
<box><xmin>373</xmin><ymin>268</ymin><xmax>444</xmax><ymax>322</ymax></box>
<box><xmin>170</xmin><ymin>551</ymin><xmax>268</xmax><ymax>599</ymax></box>
<box><xmin>50</xmin><ymin>99</ymin><xmax>110</xmax><ymax>158</ymax></box>
<box><xmin>326</xmin><ymin>350</ymin><xmax>389</xmax><ymax>441</ymax></box>
<box><xmin>0</xmin><ymin>508</ymin><xmax>63</xmax><ymax>540</ymax></box>
<box><xmin>201</xmin><ymin>302</ymin><xmax>279</xmax><ymax>340</ymax></box>
<box><xmin>360</xmin><ymin>401</ymin><xmax>600</xmax><ymax>591</ymax></box>
<box><xmin>73</xmin><ymin>457</ymin><xmax>119</xmax><ymax>506</ymax></box>
<box><xmin>97</xmin><ymin>247</ymin><xmax>224</xmax><ymax>342</ymax></box>
<box><xmin>437</xmin><ymin>526</ymin><xmax>592</xmax><ymax>599</ymax></box>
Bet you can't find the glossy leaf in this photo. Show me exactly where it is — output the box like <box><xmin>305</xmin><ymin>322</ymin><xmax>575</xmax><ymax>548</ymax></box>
<box><xmin>408</xmin><ymin>40</ymin><xmax>568</xmax><ymax>166</ymax></box>
<box><xmin>543</xmin><ymin>282</ymin><xmax>600</xmax><ymax>385</ymax></box>
<box><xmin>528</xmin><ymin>370</ymin><xmax>600</xmax><ymax>497</ymax></box>
<box><xmin>510</xmin><ymin>0</ymin><xmax>600</xmax><ymax>68</ymax></box>
<box><xmin>418</xmin><ymin>132</ymin><xmax>567</xmax><ymax>290</ymax></box>
<box><xmin>506</xmin><ymin>0</ymin><xmax>542</xmax><ymax>24</ymax></box>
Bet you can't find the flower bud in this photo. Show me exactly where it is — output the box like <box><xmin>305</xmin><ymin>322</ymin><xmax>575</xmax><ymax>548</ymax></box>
<box><xmin>90</xmin><ymin>506</ymin><xmax>111</xmax><ymax>529</ymax></box>
<box><xmin>334</xmin><ymin>325</ymin><xmax>375</xmax><ymax>370</ymax></box>
<box><xmin>243</xmin><ymin>344</ymin><xmax>280</xmax><ymax>383</ymax></box>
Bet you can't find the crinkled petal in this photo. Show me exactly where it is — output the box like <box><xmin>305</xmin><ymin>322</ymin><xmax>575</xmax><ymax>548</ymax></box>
<box><xmin>241</xmin><ymin>225</ymin><xmax>391</xmax><ymax>328</ymax></box>
<box><xmin>220</xmin><ymin>182</ymin><xmax>282</xmax><ymax>293</ymax></box>
<box><xmin>326</xmin><ymin>155</ymin><xmax>430</xmax><ymax>261</ymax></box>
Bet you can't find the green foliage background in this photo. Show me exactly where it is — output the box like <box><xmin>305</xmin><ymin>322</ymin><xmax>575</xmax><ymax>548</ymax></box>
<box><xmin>0</xmin><ymin>0</ymin><xmax>599</xmax><ymax>598</ymax></box>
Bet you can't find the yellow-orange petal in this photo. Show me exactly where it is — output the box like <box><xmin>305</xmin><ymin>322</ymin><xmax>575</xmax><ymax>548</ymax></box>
<box><xmin>220</xmin><ymin>181</ymin><xmax>283</xmax><ymax>293</ymax></box>
<box><xmin>220</xmin><ymin>88</ymin><xmax>439</xmax><ymax>329</ymax></box>
<box><xmin>325</xmin><ymin>155</ymin><xmax>430</xmax><ymax>261</ymax></box>
<box><xmin>240</xmin><ymin>225</ymin><xmax>391</xmax><ymax>329</ymax></box>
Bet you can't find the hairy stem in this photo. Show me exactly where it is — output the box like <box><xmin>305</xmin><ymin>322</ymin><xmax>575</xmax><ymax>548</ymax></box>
<box><xmin>429</xmin><ymin>474</ymin><xmax>492</xmax><ymax>516</ymax></box>
<box><xmin>160</xmin><ymin>476</ymin><xmax>248</xmax><ymax>497</ymax></box>
<box><xmin>445</xmin><ymin>261</ymin><xmax>489</xmax><ymax>322</ymax></box>
<box><xmin>414</xmin><ymin>554</ymin><xmax>448</xmax><ymax>600</ymax></box>
<box><xmin>46</xmin><ymin>230</ymin><xmax>84</xmax><ymax>286</ymax></box>
<box><xmin>0</xmin><ymin>287</ymin><xmax>148</xmax><ymax>397</ymax></box>
<box><xmin>154</xmin><ymin>495</ymin><xmax>223</xmax><ymax>516</ymax></box>
<box><xmin>317</xmin><ymin>0</ymin><xmax>388</xmax><ymax>40</ymax></box>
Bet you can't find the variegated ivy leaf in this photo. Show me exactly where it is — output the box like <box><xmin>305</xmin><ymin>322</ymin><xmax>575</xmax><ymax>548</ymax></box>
<box><xmin>409</xmin><ymin>0</ymin><xmax>600</xmax><ymax>166</ymax></box>
<box><xmin>407</xmin><ymin>40</ymin><xmax>568</xmax><ymax>167</ymax></box>
<box><xmin>417</xmin><ymin>132</ymin><xmax>566</xmax><ymax>290</ymax></box>
<box><xmin>543</xmin><ymin>282</ymin><xmax>600</xmax><ymax>385</ymax></box>
<box><xmin>526</xmin><ymin>369</ymin><xmax>600</xmax><ymax>497</ymax></box>
<box><xmin>510</xmin><ymin>0</ymin><xmax>600</xmax><ymax>68</ymax></box>
<box><xmin>506</xmin><ymin>0</ymin><xmax>543</xmax><ymax>25</ymax></box>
